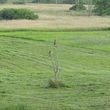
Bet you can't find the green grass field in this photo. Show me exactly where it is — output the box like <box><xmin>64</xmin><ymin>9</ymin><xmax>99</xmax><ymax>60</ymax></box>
<box><xmin>0</xmin><ymin>30</ymin><xmax>110</xmax><ymax>110</ymax></box>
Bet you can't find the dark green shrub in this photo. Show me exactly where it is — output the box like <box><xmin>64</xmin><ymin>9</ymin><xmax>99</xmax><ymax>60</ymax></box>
<box><xmin>0</xmin><ymin>8</ymin><xmax>38</xmax><ymax>20</ymax></box>
<box><xmin>69</xmin><ymin>4</ymin><xmax>86</xmax><ymax>11</ymax></box>
<box><xmin>94</xmin><ymin>0</ymin><xmax>110</xmax><ymax>16</ymax></box>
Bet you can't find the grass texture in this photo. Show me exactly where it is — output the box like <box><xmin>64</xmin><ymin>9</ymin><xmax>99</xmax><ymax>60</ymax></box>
<box><xmin>0</xmin><ymin>30</ymin><xmax>110</xmax><ymax>110</ymax></box>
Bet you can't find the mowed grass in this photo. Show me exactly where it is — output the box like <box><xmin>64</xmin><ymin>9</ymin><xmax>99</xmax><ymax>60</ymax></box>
<box><xmin>0</xmin><ymin>30</ymin><xmax>110</xmax><ymax>110</ymax></box>
<box><xmin>0</xmin><ymin>4</ymin><xmax>110</xmax><ymax>29</ymax></box>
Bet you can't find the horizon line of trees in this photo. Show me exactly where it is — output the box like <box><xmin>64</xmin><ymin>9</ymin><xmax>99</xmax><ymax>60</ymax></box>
<box><xmin>0</xmin><ymin>0</ymin><xmax>110</xmax><ymax>16</ymax></box>
<box><xmin>0</xmin><ymin>0</ymin><xmax>97</xmax><ymax>4</ymax></box>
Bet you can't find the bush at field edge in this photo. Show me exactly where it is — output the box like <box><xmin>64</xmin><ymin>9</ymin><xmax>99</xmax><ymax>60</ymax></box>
<box><xmin>0</xmin><ymin>8</ymin><xmax>38</xmax><ymax>20</ymax></box>
<box><xmin>69</xmin><ymin>4</ymin><xmax>86</xmax><ymax>11</ymax></box>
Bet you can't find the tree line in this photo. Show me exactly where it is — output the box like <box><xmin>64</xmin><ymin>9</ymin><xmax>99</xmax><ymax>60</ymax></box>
<box><xmin>0</xmin><ymin>0</ymin><xmax>97</xmax><ymax>4</ymax></box>
<box><xmin>0</xmin><ymin>0</ymin><xmax>110</xmax><ymax>16</ymax></box>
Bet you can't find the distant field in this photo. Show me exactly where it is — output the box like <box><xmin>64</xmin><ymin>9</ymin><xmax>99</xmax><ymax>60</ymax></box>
<box><xmin>0</xmin><ymin>4</ymin><xmax>110</xmax><ymax>29</ymax></box>
<box><xmin>0</xmin><ymin>30</ymin><xmax>110</xmax><ymax>110</ymax></box>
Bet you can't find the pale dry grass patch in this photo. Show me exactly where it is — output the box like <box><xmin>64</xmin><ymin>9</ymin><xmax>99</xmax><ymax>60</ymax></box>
<box><xmin>0</xmin><ymin>4</ymin><xmax>110</xmax><ymax>29</ymax></box>
<box><xmin>0</xmin><ymin>4</ymin><xmax>70</xmax><ymax>11</ymax></box>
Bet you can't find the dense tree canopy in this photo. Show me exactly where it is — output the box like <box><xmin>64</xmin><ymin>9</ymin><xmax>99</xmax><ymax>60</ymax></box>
<box><xmin>94</xmin><ymin>0</ymin><xmax>110</xmax><ymax>15</ymax></box>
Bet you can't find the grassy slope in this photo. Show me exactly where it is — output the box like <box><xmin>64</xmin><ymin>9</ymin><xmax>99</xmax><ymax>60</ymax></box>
<box><xmin>0</xmin><ymin>30</ymin><xmax>110</xmax><ymax>110</ymax></box>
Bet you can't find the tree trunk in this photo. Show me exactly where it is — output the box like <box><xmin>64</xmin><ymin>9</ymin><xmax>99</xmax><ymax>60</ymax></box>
<box><xmin>88</xmin><ymin>0</ymin><xmax>93</xmax><ymax>16</ymax></box>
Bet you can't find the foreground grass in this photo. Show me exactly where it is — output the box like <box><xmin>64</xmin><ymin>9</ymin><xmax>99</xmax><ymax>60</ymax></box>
<box><xmin>0</xmin><ymin>30</ymin><xmax>110</xmax><ymax>110</ymax></box>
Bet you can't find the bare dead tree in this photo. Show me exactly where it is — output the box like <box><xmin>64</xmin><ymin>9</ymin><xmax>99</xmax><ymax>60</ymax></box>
<box><xmin>75</xmin><ymin>0</ymin><xmax>79</xmax><ymax>5</ymax></box>
<box><xmin>55</xmin><ymin>0</ymin><xmax>58</xmax><ymax>4</ymax></box>
<box><xmin>88</xmin><ymin>0</ymin><xmax>93</xmax><ymax>16</ymax></box>
<box><xmin>49</xmin><ymin>40</ymin><xmax>59</xmax><ymax>83</ymax></box>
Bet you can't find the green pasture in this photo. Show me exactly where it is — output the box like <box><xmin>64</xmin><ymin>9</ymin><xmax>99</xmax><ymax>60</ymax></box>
<box><xmin>0</xmin><ymin>30</ymin><xmax>110</xmax><ymax>110</ymax></box>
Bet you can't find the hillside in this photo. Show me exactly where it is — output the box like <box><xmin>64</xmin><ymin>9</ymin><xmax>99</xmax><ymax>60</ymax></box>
<box><xmin>0</xmin><ymin>2</ymin><xmax>110</xmax><ymax>110</ymax></box>
<box><xmin>0</xmin><ymin>30</ymin><xmax>110</xmax><ymax>110</ymax></box>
